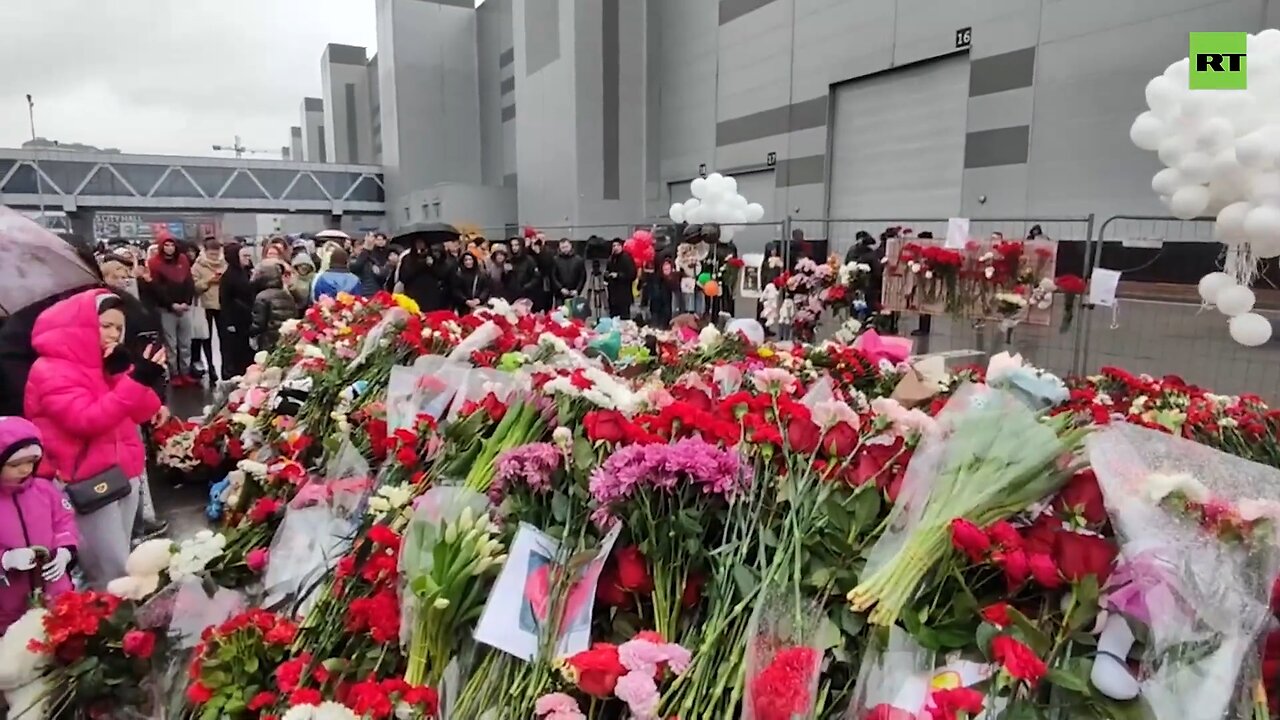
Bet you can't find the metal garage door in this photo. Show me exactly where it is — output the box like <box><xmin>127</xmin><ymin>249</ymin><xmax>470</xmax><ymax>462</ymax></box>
<box><xmin>669</xmin><ymin>170</ymin><xmax>778</xmax><ymax>255</ymax></box>
<box><xmin>828</xmin><ymin>55</ymin><xmax>970</xmax><ymax>219</ymax></box>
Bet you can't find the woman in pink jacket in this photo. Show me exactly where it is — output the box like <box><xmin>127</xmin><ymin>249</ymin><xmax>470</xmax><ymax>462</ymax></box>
<box><xmin>0</xmin><ymin>416</ymin><xmax>78</xmax><ymax>632</ymax></box>
<box><xmin>24</xmin><ymin>290</ymin><xmax>166</xmax><ymax>588</ymax></box>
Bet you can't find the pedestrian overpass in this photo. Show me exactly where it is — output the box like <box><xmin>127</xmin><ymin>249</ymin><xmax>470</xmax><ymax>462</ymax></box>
<box><xmin>0</xmin><ymin>148</ymin><xmax>385</xmax><ymax>216</ymax></box>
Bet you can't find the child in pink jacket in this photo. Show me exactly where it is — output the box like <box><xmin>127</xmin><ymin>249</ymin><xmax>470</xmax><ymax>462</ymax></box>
<box><xmin>0</xmin><ymin>416</ymin><xmax>78</xmax><ymax>634</ymax></box>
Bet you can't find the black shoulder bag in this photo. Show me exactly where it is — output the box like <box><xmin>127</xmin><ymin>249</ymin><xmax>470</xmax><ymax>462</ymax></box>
<box><xmin>64</xmin><ymin>441</ymin><xmax>132</xmax><ymax>515</ymax></box>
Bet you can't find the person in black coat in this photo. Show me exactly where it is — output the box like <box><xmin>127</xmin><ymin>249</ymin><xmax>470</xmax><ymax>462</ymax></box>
<box><xmin>506</xmin><ymin>237</ymin><xmax>542</xmax><ymax>304</ymax></box>
<box><xmin>399</xmin><ymin>239</ymin><xmax>445</xmax><ymax>311</ymax></box>
<box><xmin>452</xmin><ymin>252</ymin><xmax>490</xmax><ymax>313</ymax></box>
<box><xmin>549</xmin><ymin>239</ymin><xmax>587</xmax><ymax>309</ymax></box>
<box><xmin>529</xmin><ymin>239</ymin><xmax>556</xmax><ymax>312</ymax></box>
<box><xmin>604</xmin><ymin>239</ymin><xmax>637</xmax><ymax>320</ymax></box>
<box><xmin>218</xmin><ymin>242</ymin><xmax>256</xmax><ymax>378</ymax></box>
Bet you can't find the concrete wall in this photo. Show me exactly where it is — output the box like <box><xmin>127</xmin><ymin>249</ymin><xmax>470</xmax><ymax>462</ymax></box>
<box><xmin>289</xmin><ymin>127</ymin><xmax>303</xmax><ymax>161</ymax></box>
<box><xmin>321</xmin><ymin>44</ymin><xmax>375</xmax><ymax>165</ymax></box>
<box><xmin>405</xmin><ymin>183</ymin><xmax>517</xmax><ymax>229</ymax></box>
<box><xmin>377</xmin><ymin>0</ymin><xmax>484</xmax><ymax>228</ymax></box>
<box><xmin>299</xmin><ymin>97</ymin><xmax>326</xmax><ymax>163</ymax></box>
<box><xmin>369</xmin><ymin>55</ymin><xmax>382</xmax><ymax>164</ymax></box>
<box><xmin>478</xmin><ymin>0</ymin><xmax>517</xmax><ymax>189</ymax></box>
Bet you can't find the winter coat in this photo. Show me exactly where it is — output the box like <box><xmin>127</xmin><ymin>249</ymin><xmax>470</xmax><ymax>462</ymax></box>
<box><xmin>350</xmin><ymin>247</ymin><xmax>392</xmax><ymax>297</ymax></box>
<box><xmin>0</xmin><ymin>285</ymin><xmax>99</xmax><ymax>419</ymax></box>
<box><xmin>147</xmin><ymin>253</ymin><xmax>196</xmax><ymax>311</ymax></box>
<box><xmin>550</xmin><ymin>253</ymin><xmax>587</xmax><ymax>299</ymax></box>
<box><xmin>191</xmin><ymin>252</ymin><xmax>227</xmax><ymax>310</ymax></box>
<box><xmin>218</xmin><ymin>267</ymin><xmax>255</xmax><ymax>333</ymax></box>
<box><xmin>250</xmin><ymin>280</ymin><xmax>299</xmax><ymax>353</ymax></box>
<box><xmin>312</xmin><ymin>269</ymin><xmax>362</xmax><ymax>301</ymax></box>
<box><xmin>289</xmin><ymin>270</ymin><xmax>315</xmax><ymax>310</ymax></box>
<box><xmin>25</xmin><ymin>290</ymin><xmax>162</xmax><ymax>483</ymax></box>
<box><xmin>0</xmin><ymin>417</ymin><xmax>77</xmax><ymax>632</ymax></box>
<box><xmin>452</xmin><ymin>262</ymin><xmax>491</xmax><ymax>312</ymax></box>
<box><xmin>506</xmin><ymin>251</ymin><xmax>542</xmax><ymax>302</ymax></box>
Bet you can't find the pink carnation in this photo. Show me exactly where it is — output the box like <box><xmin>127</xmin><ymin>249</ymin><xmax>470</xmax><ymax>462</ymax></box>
<box><xmin>534</xmin><ymin>693</ymin><xmax>585</xmax><ymax>720</ymax></box>
<box><xmin>615</xmin><ymin>671</ymin><xmax>661</xmax><ymax>720</ymax></box>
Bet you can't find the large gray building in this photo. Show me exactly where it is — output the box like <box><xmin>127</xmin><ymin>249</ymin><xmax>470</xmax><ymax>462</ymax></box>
<box><xmin>368</xmin><ymin>0</ymin><xmax>1280</xmax><ymax>241</ymax></box>
<box><xmin>299</xmin><ymin>97</ymin><xmax>327</xmax><ymax>163</ymax></box>
<box><xmin>321</xmin><ymin>44</ymin><xmax>377</xmax><ymax>164</ymax></box>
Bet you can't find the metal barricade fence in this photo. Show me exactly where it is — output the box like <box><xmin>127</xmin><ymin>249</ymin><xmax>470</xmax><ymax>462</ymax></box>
<box><xmin>789</xmin><ymin>216</ymin><xmax>1095</xmax><ymax>378</ymax></box>
<box><xmin>1082</xmin><ymin>216</ymin><xmax>1280</xmax><ymax>401</ymax></box>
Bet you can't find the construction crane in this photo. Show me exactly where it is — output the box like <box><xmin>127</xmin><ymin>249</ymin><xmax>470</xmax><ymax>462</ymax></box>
<box><xmin>211</xmin><ymin>135</ymin><xmax>275</xmax><ymax>159</ymax></box>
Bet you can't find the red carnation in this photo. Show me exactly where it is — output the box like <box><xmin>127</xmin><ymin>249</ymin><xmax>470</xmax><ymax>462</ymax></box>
<box><xmin>980</xmin><ymin>603</ymin><xmax>1011</xmax><ymax>628</ymax></box>
<box><xmin>566</xmin><ymin>643</ymin><xmax>627</xmax><ymax>698</ymax></box>
<box><xmin>749</xmin><ymin>646</ymin><xmax>820</xmax><ymax>720</ymax></box>
<box><xmin>289</xmin><ymin>688</ymin><xmax>323</xmax><ymax>707</ymax></box>
<box><xmin>949</xmin><ymin>519</ymin><xmax>991</xmax><ymax>562</ymax></box>
<box><xmin>247</xmin><ymin>691</ymin><xmax>278</xmax><ymax>711</ymax></box>
<box><xmin>1055</xmin><ymin>274</ymin><xmax>1087</xmax><ymax>295</ymax></box>
<box><xmin>929</xmin><ymin>687</ymin><xmax>985</xmax><ymax>720</ymax></box>
<box><xmin>992</xmin><ymin>635</ymin><xmax>1047</xmax><ymax>686</ymax></box>
<box><xmin>613</xmin><ymin>546</ymin><xmax>654</xmax><ymax>594</ymax></box>
<box><xmin>186</xmin><ymin>682</ymin><xmax>214</xmax><ymax>705</ymax></box>
<box><xmin>247</xmin><ymin>498</ymin><xmax>282</xmax><ymax>525</ymax></box>
<box><xmin>122</xmin><ymin>630</ymin><xmax>156</xmax><ymax>660</ymax></box>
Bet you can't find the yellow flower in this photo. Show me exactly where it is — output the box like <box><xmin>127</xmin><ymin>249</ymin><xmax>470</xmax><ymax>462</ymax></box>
<box><xmin>757</xmin><ymin>347</ymin><xmax>775</xmax><ymax>359</ymax></box>
<box><xmin>393</xmin><ymin>293</ymin><xmax>421</xmax><ymax>314</ymax></box>
<box><xmin>336</xmin><ymin>291</ymin><xmax>355</xmax><ymax>303</ymax></box>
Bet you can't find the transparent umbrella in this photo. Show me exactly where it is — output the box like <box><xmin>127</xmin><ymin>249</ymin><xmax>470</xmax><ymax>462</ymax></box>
<box><xmin>0</xmin><ymin>206</ymin><xmax>99</xmax><ymax>317</ymax></box>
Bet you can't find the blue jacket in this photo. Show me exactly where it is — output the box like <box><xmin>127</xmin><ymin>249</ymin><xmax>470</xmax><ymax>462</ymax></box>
<box><xmin>312</xmin><ymin>269</ymin><xmax>361</xmax><ymax>301</ymax></box>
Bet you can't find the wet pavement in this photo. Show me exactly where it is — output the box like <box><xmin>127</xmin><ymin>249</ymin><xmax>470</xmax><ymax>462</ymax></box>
<box><xmin>153</xmin><ymin>383</ymin><xmax>216</xmax><ymax>541</ymax></box>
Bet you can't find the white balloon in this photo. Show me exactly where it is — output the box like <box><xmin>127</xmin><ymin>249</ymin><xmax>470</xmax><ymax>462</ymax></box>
<box><xmin>690</xmin><ymin>178</ymin><xmax>708</xmax><ymax>199</ymax></box>
<box><xmin>1130</xmin><ymin>112</ymin><xmax>1167</xmax><ymax>151</ymax></box>
<box><xmin>1163</xmin><ymin>58</ymin><xmax>1191</xmax><ymax>88</ymax></box>
<box><xmin>683</xmin><ymin>197</ymin><xmax>701</xmax><ymax>214</ymax></box>
<box><xmin>1169</xmin><ymin>185</ymin><xmax>1211</xmax><ymax>219</ymax></box>
<box><xmin>745</xmin><ymin>203</ymin><xmax>765</xmax><ymax>222</ymax></box>
<box><xmin>721</xmin><ymin>226</ymin><xmax>736</xmax><ymax>240</ymax></box>
<box><xmin>1250</xmin><ymin>171</ymin><xmax>1280</xmax><ymax>205</ymax></box>
<box><xmin>1229</xmin><ymin>313</ymin><xmax>1273</xmax><ymax>346</ymax></box>
<box><xmin>1244</xmin><ymin>204</ymin><xmax>1280</xmax><ymax>241</ymax></box>
<box><xmin>1157</xmin><ymin>135</ymin><xmax>1193</xmax><ymax>167</ymax></box>
<box><xmin>1195</xmin><ymin>117</ymin><xmax>1235</xmax><ymax>153</ymax></box>
<box><xmin>723</xmin><ymin>176</ymin><xmax>738</xmax><ymax>196</ymax></box>
<box><xmin>1178</xmin><ymin>152</ymin><xmax>1214</xmax><ymax>184</ymax></box>
<box><xmin>725</xmin><ymin>318</ymin><xmax>764</xmax><ymax>345</ymax></box>
<box><xmin>669</xmin><ymin>203</ymin><xmax>686</xmax><ymax>223</ymax></box>
<box><xmin>1145</xmin><ymin>76</ymin><xmax>1181</xmax><ymax>117</ymax></box>
<box><xmin>1236</xmin><ymin>130</ymin><xmax>1275</xmax><ymax>168</ymax></box>
<box><xmin>1230</xmin><ymin>94</ymin><xmax>1264</xmax><ymax>135</ymax></box>
<box><xmin>1253</xmin><ymin>237</ymin><xmax>1280</xmax><ymax>258</ymax></box>
<box><xmin>732</xmin><ymin>194</ymin><xmax>749</xmax><ymax>210</ymax></box>
<box><xmin>1208</xmin><ymin>147</ymin><xmax>1243</xmax><ymax>185</ymax></box>
<box><xmin>1198</xmin><ymin>272</ymin><xmax>1233</xmax><ymax>304</ymax></box>
<box><xmin>1216</xmin><ymin>201</ymin><xmax>1254</xmax><ymax>241</ymax></box>
<box><xmin>1152</xmin><ymin>167</ymin><xmax>1185</xmax><ymax>195</ymax></box>
<box><xmin>1216</xmin><ymin>284</ymin><xmax>1257</xmax><ymax>316</ymax></box>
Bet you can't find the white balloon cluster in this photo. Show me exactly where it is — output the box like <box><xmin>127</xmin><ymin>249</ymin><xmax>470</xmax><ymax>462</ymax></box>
<box><xmin>668</xmin><ymin>172</ymin><xmax>765</xmax><ymax>240</ymax></box>
<box><xmin>1130</xmin><ymin>30</ymin><xmax>1280</xmax><ymax>346</ymax></box>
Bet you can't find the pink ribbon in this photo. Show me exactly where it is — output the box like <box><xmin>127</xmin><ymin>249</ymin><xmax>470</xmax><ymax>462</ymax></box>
<box><xmin>854</xmin><ymin>330</ymin><xmax>913</xmax><ymax>366</ymax></box>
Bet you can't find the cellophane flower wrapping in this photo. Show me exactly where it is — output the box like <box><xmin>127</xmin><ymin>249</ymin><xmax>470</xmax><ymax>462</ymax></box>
<box><xmin>446</xmin><ymin>367</ymin><xmax>520</xmax><ymax>422</ymax></box>
<box><xmin>861</xmin><ymin>383</ymin><xmax>1066</xmax><ymax>573</ymax></box>
<box><xmin>388</xmin><ymin>355</ymin><xmax>471</xmax><ymax>431</ymax></box>
<box><xmin>742</xmin><ymin>587</ymin><xmax>824</xmax><ymax>720</ymax></box>
<box><xmin>264</xmin><ymin>444</ymin><xmax>363</xmax><ymax>612</ymax></box>
<box><xmin>1087</xmin><ymin>423</ymin><xmax>1280</xmax><ymax>720</ymax></box>
<box><xmin>844</xmin><ymin>627</ymin><xmax>1000</xmax><ymax>720</ymax></box>
<box><xmin>349</xmin><ymin>306</ymin><xmax>409</xmax><ymax>370</ymax></box>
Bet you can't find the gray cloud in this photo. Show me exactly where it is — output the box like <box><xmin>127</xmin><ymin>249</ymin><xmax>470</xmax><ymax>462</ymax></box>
<box><xmin>0</xmin><ymin>0</ymin><xmax>376</xmax><ymax>156</ymax></box>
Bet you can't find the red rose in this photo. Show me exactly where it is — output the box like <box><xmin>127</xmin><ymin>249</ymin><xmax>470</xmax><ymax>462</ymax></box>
<box><xmin>980</xmin><ymin>603</ymin><xmax>1011</xmax><ymax>628</ymax></box>
<box><xmin>122</xmin><ymin>630</ymin><xmax>156</xmax><ymax>659</ymax></box>
<box><xmin>1028</xmin><ymin>552</ymin><xmax>1062</xmax><ymax>589</ymax></box>
<box><xmin>822</xmin><ymin>421</ymin><xmax>860</xmax><ymax>457</ymax></box>
<box><xmin>992</xmin><ymin>635</ymin><xmax>1047</xmax><ymax>686</ymax></box>
<box><xmin>246</xmin><ymin>548</ymin><xmax>270</xmax><ymax>574</ymax></box>
<box><xmin>247</xmin><ymin>498</ymin><xmax>282</xmax><ymax>525</ymax></box>
<box><xmin>682</xmin><ymin>573</ymin><xmax>705</xmax><ymax>609</ymax></box>
<box><xmin>1271</xmin><ymin>575</ymin><xmax>1280</xmax><ymax>613</ymax></box>
<box><xmin>186</xmin><ymin>682</ymin><xmax>214</xmax><ymax>705</ymax></box>
<box><xmin>614</xmin><ymin>546</ymin><xmax>654</xmax><ymax>594</ymax></box>
<box><xmin>595</xmin><ymin>566</ymin><xmax>632</xmax><ymax>609</ymax></box>
<box><xmin>566</xmin><ymin>643</ymin><xmax>627</xmax><ymax>698</ymax></box>
<box><xmin>1055</xmin><ymin>470</ymin><xmax>1107</xmax><ymax>527</ymax></box>
<box><xmin>1021</xmin><ymin>516</ymin><xmax>1060</xmax><ymax>556</ymax></box>
<box><xmin>998</xmin><ymin>549</ymin><xmax>1030</xmax><ymax>589</ymax></box>
<box><xmin>1053</xmin><ymin>531</ymin><xmax>1118</xmax><ymax>584</ymax></box>
<box><xmin>949</xmin><ymin>519</ymin><xmax>991</xmax><ymax>562</ymax></box>
<box><xmin>585</xmin><ymin>410</ymin><xmax>630</xmax><ymax>445</ymax></box>
<box><xmin>985</xmin><ymin>520</ymin><xmax>1022</xmax><ymax>550</ymax></box>
<box><xmin>786</xmin><ymin>417</ymin><xmax>822</xmax><ymax>455</ymax></box>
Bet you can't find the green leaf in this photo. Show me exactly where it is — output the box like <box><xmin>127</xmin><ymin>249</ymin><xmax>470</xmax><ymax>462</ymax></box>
<box><xmin>551</xmin><ymin>492</ymin><xmax>570</xmax><ymax>524</ymax></box>
<box><xmin>1090</xmin><ymin>696</ymin><xmax>1147</xmax><ymax>720</ymax></box>
<box><xmin>1006</xmin><ymin>607</ymin><xmax>1052</xmax><ymax>656</ymax></box>
<box><xmin>1045</xmin><ymin>667</ymin><xmax>1090</xmax><ymax>694</ymax></box>
<box><xmin>243</xmin><ymin>656</ymin><xmax>259</xmax><ymax>674</ymax></box>
<box><xmin>573</xmin><ymin>436</ymin><xmax>595</xmax><ymax>471</ymax></box>
<box><xmin>732</xmin><ymin>564</ymin><xmax>758</xmax><ymax>598</ymax></box>
<box><xmin>852</xmin><ymin>488</ymin><xmax>883</xmax><ymax>529</ymax></box>
<box><xmin>816</xmin><ymin>615</ymin><xmax>842</xmax><ymax>651</ymax></box>
<box><xmin>930</xmin><ymin>623</ymin><xmax>975</xmax><ymax>650</ymax></box>
<box><xmin>975</xmin><ymin>622</ymin><xmax>998</xmax><ymax>657</ymax></box>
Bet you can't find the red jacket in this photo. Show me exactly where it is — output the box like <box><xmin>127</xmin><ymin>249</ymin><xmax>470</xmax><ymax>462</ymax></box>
<box><xmin>24</xmin><ymin>289</ymin><xmax>161</xmax><ymax>482</ymax></box>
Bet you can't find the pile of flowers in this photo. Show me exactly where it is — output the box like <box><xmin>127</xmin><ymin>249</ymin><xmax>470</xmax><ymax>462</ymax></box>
<box><xmin>29</xmin><ymin>290</ymin><xmax>1276</xmax><ymax>720</ymax></box>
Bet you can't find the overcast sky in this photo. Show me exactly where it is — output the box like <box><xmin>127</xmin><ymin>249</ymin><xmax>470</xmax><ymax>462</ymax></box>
<box><xmin>0</xmin><ymin>0</ymin><xmax>381</xmax><ymax>157</ymax></box>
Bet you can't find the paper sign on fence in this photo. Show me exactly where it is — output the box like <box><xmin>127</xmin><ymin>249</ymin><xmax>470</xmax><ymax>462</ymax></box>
<box><xmin>1089</xmin><ymin>268</ymin><xmax>1122</xmax><ymax>308</ymax></box>
<box><xmin>945</xmin><ymin>218</ymin><xmax>970</xmax><ymax>249</ymax></box>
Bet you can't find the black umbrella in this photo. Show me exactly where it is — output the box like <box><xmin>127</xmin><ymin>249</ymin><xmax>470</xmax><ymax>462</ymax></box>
<box><xmin>393</xmin><ymin>222</ymin><xmax>461</xmax><ymax>247</ymax></box>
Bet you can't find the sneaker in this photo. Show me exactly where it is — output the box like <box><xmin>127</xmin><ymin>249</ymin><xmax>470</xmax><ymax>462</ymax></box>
<box><xmin>135</xmin><ymin>519</ymin><xmax>169</xmax><ymax>540</ymax></box>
